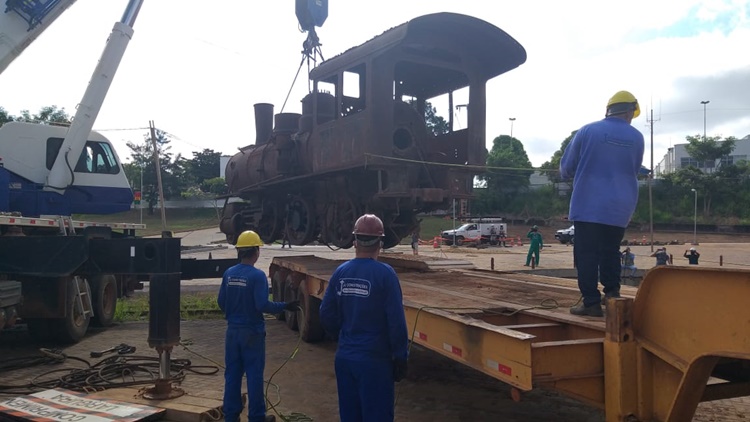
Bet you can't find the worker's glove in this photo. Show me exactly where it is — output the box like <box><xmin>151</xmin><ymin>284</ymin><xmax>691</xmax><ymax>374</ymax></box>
<box><xmin>284</xmin><ymin>301</ymin><xmax>300</xmax><ymax>311</ymax></box>
<box><xmin>393</xmin><ymin>359</ymin><xmax>408</xmax><ymax>382</ymax></box>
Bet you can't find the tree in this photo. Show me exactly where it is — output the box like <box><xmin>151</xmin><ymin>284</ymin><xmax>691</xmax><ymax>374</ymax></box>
<box><xmin>16</xmin><ymin>105</ymin><xmax>71</xmax><ymax>125</ymax></box>
<box><xmin>186</xmin><ymin>149</ymin><xmax>222</xmax><ymax>190</ymax></box>
<box><xmin>125</xmin><ymin>129</ymin><xmax>186</xmax><ymax>210</ymax></box>
<box><xmin>202</xmin><ymin>177</ymin><xmax>229</xmax><ymax>195</ymax></box>
<box><xmin>684</xmin><ymin>134</ymin><xmax>737</xmax><ymax>171</ymax></box>
<box><xmin>482</xmin><ymin>135</ymin><xmax>534</xmax><ymax>210</ymax></box>
<box><xmin>423</xmin><ymin>102</ymin><xmax>449</xmax><ymax>136</ymax></box>
<box><xmin>540</xmin><ymin>131</ymin><xmax>577</xmax><ymax>187</ymax></box>
<box><xmin>407</xmin><ymin>99</ymin><xmax>450</xmax><ymax>136</ymax></box>
<box><xmin>0</xmin><ymin>107</ymin><xmax>14</xmax><ymax>127</ymax></box>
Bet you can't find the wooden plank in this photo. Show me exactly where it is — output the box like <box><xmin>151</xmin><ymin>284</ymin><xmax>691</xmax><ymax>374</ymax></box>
<box><xmin>88</xmin><ymin>389</ymin><xmax>222</xmax><ymax>422</ymax></box>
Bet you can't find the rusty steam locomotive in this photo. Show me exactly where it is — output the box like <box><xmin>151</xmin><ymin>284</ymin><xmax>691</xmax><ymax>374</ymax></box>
<box><xmin>219</xmin><ymin>12</ymin><xmax>527</xmax><ymax>249</ymax></box>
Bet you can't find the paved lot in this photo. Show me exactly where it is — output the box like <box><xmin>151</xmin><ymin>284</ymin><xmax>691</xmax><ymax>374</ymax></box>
<box><xmin>1</xmin><ymin>228</ymin><xmax>749</xmax><ymax>421</ymax></box>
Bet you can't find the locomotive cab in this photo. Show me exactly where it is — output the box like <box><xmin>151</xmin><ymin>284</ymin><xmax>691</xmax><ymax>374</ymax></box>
<box><xmin>221</xmin><ymin>12</ymin><xmax>526</xmax><ymax>248</ymax></box>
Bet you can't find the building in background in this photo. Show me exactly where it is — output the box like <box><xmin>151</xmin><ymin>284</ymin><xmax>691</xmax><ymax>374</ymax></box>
<box><xmin>655</xmin><ymin>135</ymin><xmax>750</xmax><ymax>177</ymax></box>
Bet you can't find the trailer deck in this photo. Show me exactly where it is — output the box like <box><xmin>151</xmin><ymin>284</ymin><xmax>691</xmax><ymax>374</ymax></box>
<box><xmin>270</xmin><ymin>254</ymin><xmax>750</xmax><ymax>422</ymax></box>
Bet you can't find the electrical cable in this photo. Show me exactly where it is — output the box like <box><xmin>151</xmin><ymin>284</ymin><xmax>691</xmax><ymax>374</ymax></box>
<box><xmin>0</xmin><ymin>351</ymin><xmax>218</xmax><ymax>396</ymax></box>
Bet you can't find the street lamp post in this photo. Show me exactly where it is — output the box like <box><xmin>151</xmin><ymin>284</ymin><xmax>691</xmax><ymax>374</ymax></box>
<box><xmin>691</xmin><ymin>188</ymin><xmax>698</xmax><ymax>245</ymax></box>
<box><xmin>509</xmin><ymin>117</ymin><xmax>516</xmax><ymax>138</ymax></box>
<box><xmin>700</xmin><ymin>100</ymin><xmax>710</xmax><ymax>141</ymax></box>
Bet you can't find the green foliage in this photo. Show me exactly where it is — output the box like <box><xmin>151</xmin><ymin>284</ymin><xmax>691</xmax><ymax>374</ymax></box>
<box><xmin>187</xmin><ymin>149</ymin><xmax>222</xmax><ymax>189</ymax></box>
<box><xmin>0</xmin><ymin>105</ymin><xmax>71</xmax><ymax>126</ymax></box>
<box><xmin>407</xmin><ymin>99</ymin><xmax>449</xmax><ymax>136</ymax></box>
<box><xmin>482</xmin><ymin>135</ymin><xmax>533</xmax><ymax>210</ymax></box>
<box><xmin>0</xmin><ymin>107</ymin><xmax>13</xmax><ymax>127</ymax></box>
<box><xmin>663</xmin><ymin>135</ymin><xmax>740</xmax><ymax>216</ymax></box>
<box><xmin>126</xmin><ymin>129</ymin><xmax>188</xmax><ymax>202</ymax></box>
<box><xmin>539</xmin><ymin>131</ymin><xmax>576</xmax><ymax>184</ymax></box>
<box><xmin>114</xmin><ymin>293</ymin><xmax>221</xmax><ymax>322</ymax></box>
<box><xmin>202</xmin><ymin>177</ymin><xmax>229</xmax><ymax>195</ymax></box>
<box><xmin>684</xmin><ymin>134</ymin><xmax>736</xmax><ymax>166</ymax></box>
<box><xmin>424</xmin><ymin>102</ymin><xmax>450</xmax><ymax>136</ymax></box>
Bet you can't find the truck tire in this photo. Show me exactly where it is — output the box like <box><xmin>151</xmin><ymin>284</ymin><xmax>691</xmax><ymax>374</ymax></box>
<box><xmin>283</xmin><ymin>274</ymin><xmax>298</xmax><ymax>331</ymax></box>
<box><xmin>53</xmin><ymin>277</ymin><xmax>91</xmax><ymax>343</ymax></box>
<box><xmin>297</xmin><ymin>279</ymin><xmax>324</xmax><ymax>343</ymax></box>
<box><xmin>91</xmin><ymin>274</ymin><xmax>117</xmax><ymax>327</ymax></box>
<box><xmin>271</xmin><ymin>270</ymin><xmax>287</xmax><ymax>321</ymax></box>
<box><xmin>456</xmin><ymin>236</ymin><xmax>465</xmax><ymax>246</ymax></box>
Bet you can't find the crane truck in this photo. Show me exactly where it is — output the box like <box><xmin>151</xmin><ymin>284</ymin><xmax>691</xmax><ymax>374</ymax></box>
<box><xmin>0</xmin><ymin>0</ymin><xmax>235</xmax><ymax>346</ymax></box>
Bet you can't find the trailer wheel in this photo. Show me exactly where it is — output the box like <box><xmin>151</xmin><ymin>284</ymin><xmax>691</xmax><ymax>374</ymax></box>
<box><xmin>297</xmin><ymin>279</ymin><xmax>325</xmax><ymax>342</ymax></box>
<box><xmin>271</xmin><ymin>270</ymin><xmax>287</xmax><ymax>321</ymax></box>
<box><xmin>53</xmin><ymin>277</ymin><xmax>91</xmax><ymax>343</ymax></box>
<box><xmin>91</xmin><ymin>274</ymin><xmax>117</xmax><ymax>327</ymax></box>
<box><xmin>283</xmin><ymin>275</ymin><xmax>298</xmax><ymax>331</ymax></box>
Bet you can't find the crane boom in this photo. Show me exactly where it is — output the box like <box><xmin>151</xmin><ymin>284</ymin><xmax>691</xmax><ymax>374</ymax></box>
<box><xmin>0</xmin><ymin>0</ymin><xmax>78</xmax><ymax>75</ymax></box>
<box><xmin>45</xmin><ymin>0</ymin><xmax>143</xmax><ymax>192</ymax></box>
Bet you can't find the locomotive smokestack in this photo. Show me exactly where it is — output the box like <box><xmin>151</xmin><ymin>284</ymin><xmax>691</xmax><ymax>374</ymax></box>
<box><xmin>254</xmin><ymin>103</ymin><xmax>274</xmax><ymax>145</ymax></box>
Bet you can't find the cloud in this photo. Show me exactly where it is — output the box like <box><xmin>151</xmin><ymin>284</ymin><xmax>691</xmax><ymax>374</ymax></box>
<box><xmin>1</xmin><ymin>0</ymin><xmax>749</xmax><ymax>170</ymax></box>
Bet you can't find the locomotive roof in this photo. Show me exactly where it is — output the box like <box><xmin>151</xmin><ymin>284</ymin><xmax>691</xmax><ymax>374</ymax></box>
<box><xmin>309</xmin><ymin>12</ymin><xmax>527</xmax><ymax>82</ymax></box>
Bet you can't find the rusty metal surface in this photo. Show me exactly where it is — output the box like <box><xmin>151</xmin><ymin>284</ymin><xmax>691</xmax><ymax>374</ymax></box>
<box><xmin>221</xmin><ymin>13</ymin><xmax>527</xmax><ymax>249</ymax></box>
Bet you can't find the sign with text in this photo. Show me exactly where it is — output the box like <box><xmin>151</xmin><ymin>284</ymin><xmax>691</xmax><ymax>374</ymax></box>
<box><xmin>0</xmin><ymin>389</ymin><xmax>164</xmax><ymax>422</ymax></box>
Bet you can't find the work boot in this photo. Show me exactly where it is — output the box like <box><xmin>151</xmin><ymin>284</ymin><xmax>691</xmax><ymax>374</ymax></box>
<box><xmin>605</xmin><ymin>290</ymin><xmax>621</xmax><ymax>299</ymax></box>
<box><xmin>265</xmin><ymin>416</ymin><xmax>276</xmax><ymax>422</ymax></box>
<box><xmin>570</xmin><ymin>303</ymin><xmax>604</xmax><ymax>317</ymax></box>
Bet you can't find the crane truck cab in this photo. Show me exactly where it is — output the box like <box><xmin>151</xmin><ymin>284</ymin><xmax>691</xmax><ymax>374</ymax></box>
<box><xmin>0</xmin><ymin>122</ymin><xmax>132</xmax><ymax>216</ymax></box>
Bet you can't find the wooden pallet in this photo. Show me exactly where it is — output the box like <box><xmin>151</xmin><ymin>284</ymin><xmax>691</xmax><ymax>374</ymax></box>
<box><xmin>88</xmin><ymin>388</ymin><xmax>223</xmax><ymax>422</ymax></box>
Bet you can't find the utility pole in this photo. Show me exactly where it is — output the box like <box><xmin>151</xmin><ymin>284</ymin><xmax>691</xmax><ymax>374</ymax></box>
<box><xmin>509</xmin><ymin>117</ymin><xmax>516</xmax><ymax>138</ymax></box>
<box><xmin>700</xmin><ymin>100</ymin><xmax>710</xmax><ymax>141</ymax></box>
<box><xmin>150</xmin><ymin>120</ymin><xmax>168</xmax><ymax>233</ymax></box>
<box><xmin>646</xmin><ymin>108</ymin><xmax>660</xmax><ymax>252</ymax></box>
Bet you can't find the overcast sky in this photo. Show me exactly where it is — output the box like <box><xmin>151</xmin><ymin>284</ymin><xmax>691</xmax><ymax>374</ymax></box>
<box><xmin>2</xmin><ymin>0</ymin><xmax>749</xmax><ymax>168</ymax></box>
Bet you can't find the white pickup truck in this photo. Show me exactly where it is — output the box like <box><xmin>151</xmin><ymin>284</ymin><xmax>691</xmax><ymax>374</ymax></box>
<box><xmin>442</xmin><ymin>222</ymin><xmax>508</xmax><ymax>246</ymax></box>
<box><xmin>555</xmin><ymin>225</ymin><xmax>575</xmax><ymax>244</ymax></box>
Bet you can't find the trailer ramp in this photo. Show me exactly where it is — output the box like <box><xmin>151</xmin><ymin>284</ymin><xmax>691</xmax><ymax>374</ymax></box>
<box><xmin>269</xmin><ymin>256</ymin><xmax>750</xmax><ymax>421</ymax></box>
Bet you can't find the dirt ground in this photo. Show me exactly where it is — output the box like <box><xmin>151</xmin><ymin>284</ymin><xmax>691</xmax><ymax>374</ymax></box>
<box><xmin>2</xmin><ymin>228</ymin><xmax>749</xmax><ymax>421</ymax></box>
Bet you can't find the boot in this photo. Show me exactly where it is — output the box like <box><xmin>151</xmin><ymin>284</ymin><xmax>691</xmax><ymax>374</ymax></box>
<box><xmin>570</xmin><ymin>303</ymin><xmax>603</xmax><ymax>317</ymax></box>
<box><xmin>265</xmin><ymin>416</ymin><xmax>276</xmax><ymax>422</ymax></box>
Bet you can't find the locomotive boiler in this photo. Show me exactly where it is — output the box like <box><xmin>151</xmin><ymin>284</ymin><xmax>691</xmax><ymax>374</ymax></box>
<box><xmin>219</xmin><ymin>12</ymin><xmax>527</xmax><ymax>249</ymax></box>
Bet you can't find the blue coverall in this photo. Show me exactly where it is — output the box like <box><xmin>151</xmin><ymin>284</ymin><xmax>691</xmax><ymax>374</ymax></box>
<box><xmin>218</xmin><ymin>263</ymin><xmax>285</xmax><ymax>422</ymax></box>
<box><xmin>319</xmin><ymin>258</ymin><xmax>409</xmax><ymax>422</ymax></box>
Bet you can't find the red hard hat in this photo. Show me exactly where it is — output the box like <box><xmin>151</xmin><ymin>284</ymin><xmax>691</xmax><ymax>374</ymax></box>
<box><xmin>352</xmin><ymin>214</ymin><xmax>384</xmax><ymax>237</ymax></box>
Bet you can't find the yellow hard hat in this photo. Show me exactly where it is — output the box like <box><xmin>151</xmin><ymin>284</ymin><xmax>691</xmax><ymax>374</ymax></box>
<box><xmin>606</xmin><ymin>90</ymin><xmax>640</xmax><ymax>118</ymax></box>
<box><xmin>236</xmin><ymin>230</ymin><xmax>263</xmax><ymax>248</ymax></box>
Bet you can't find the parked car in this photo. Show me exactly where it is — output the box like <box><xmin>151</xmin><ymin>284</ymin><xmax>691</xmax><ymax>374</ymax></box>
<box><xmin>555</xmin><ymin>225</ymin><xmax>575</xmax><ymax>244</ymax></box>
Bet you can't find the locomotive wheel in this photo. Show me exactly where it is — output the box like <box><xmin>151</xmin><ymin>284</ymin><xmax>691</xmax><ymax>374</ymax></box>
<box><xmin>382</xmin><ymin>212</ymin><xmax>419</xmax><ymax>249</ymax></box>
<box><xmin>257</xmin><ymin>200</ymin><xmax>283</xmax><ymax>244</ymax></box>
<box><xmin>285</xmin><ymin>196</ymin><xmax>316</xmax><ymax>245</ymax></box>
<box><xmin>324</xmin><ymin>198</ymin><xmax>359</xmax><ymax>249</ymax></box>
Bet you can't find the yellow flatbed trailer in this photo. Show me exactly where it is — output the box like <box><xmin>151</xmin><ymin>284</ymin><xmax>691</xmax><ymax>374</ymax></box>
<box><xmin>269</xmin><ymin>254</ymin><xmax>750</xmax><ymax>422</ymax></box>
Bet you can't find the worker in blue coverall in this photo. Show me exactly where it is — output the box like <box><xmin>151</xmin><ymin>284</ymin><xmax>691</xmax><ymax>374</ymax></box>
<box><xmin>320</xmin><ymin>214</ymin><xmax>409</xmax><ymax>422</ymax></box>
<box><xmin>560</xmin><ymin>90</ymin><xmax>645</xmax><ymax>317</ymax></box>
<box><xmin>525</xmin><ymin>225</ymin><xmax>544</xmax><ymax>267</ymax></box>
<box><xmin>218</xmin><ymin>230</ymin><xmax>299</xmax><ymax>422</ymax></box>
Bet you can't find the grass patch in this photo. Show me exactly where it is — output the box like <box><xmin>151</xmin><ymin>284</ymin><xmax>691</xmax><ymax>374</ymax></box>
<box><xmin>74</xmin><ymin>208</ymin><xmax>221</xmax><ymax>237</ymax></box>
<box><xmin>114</xmin><ymin>292</ymin><xmax>223</xmax><ymax>322</ymax></box>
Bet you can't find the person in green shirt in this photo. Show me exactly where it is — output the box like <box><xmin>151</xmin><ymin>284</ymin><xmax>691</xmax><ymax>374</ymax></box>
<box><xmin>525</xmin><ymin>225</ymin><xmax>544</xmax><ymax>267</ymax></box>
